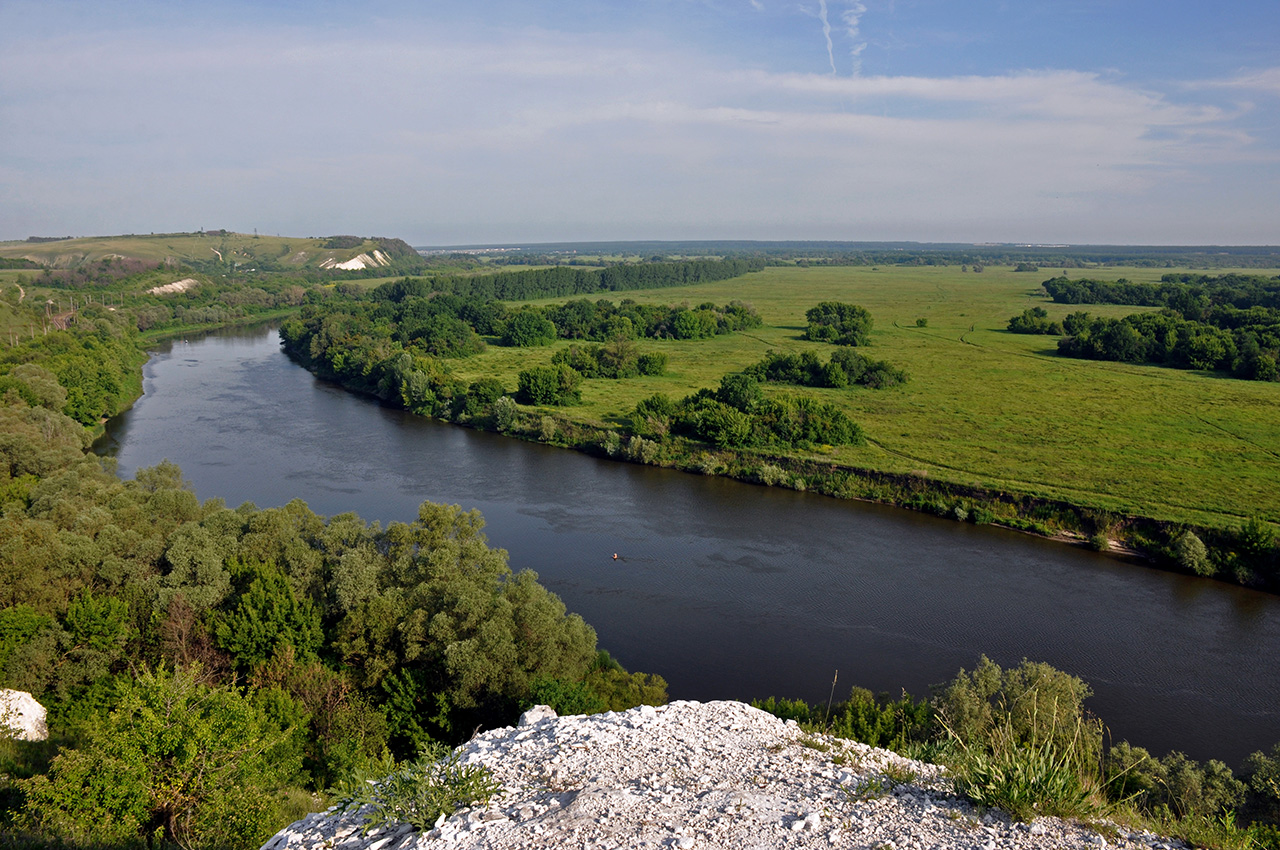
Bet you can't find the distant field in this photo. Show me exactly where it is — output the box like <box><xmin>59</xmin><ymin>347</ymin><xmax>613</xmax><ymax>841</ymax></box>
<box><xmin>449</xmin><ymin>264</ymin><xmax>1280</xmax><ymax>529</ymax></box>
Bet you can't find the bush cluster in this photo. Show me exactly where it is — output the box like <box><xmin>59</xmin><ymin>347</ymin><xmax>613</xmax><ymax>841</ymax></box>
<box><xmin>744</xmin><ymin>349</ymin><xmax>907</xmax><ymax>390</ymax></box>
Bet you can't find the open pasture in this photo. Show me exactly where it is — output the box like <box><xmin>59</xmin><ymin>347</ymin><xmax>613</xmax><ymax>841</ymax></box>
<box><xmin>454</xmin><ymin>264</ymin><xmax>1280</xmax><ymax>529</ymax></box>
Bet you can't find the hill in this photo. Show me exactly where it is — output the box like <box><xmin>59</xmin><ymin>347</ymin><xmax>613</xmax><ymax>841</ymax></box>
<box><xmin>0</xmin><ymin>232</ymin><xmax>426</xmax><ymax>276</ymax></box>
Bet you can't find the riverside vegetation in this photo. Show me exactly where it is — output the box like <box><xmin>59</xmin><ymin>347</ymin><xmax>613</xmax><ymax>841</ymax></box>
<box><xmin>752</xmin><ymin>656</ymin><xmax>1280</xmax><ymax>849</ymax></box>
<box><xmin>276</xmin><ymin>259</ymin><xmax>1280</xmax><ymax>592</ymax></box>
<box><xmin>0</xmin><ymin>235</ymin><xmax>1278</xmax><ymax>848</ymax></box>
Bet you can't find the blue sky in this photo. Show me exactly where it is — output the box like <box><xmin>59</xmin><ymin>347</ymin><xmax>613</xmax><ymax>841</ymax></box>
<box><xmin>2</xmin><ymin>0</ymin><xmax>1277</xmax><ymax>245</ymax></box>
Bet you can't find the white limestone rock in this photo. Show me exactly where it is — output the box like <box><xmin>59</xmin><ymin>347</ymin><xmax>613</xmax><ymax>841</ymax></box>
<box><xmin>0</xmin><ymin>689</ymin><xmax>48</xmax><ymax>742</ymax></box>
<box><xmin>260</xmin><ymin>700</ymin><xmax>1182</xmax><ymax>850</ymax></box>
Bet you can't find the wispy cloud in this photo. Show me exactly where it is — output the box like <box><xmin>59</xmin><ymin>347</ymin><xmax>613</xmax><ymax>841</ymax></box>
<box><xmin>841</xmin><ymin>2</ymin><xmax>868</xmax><ymax>75</ymax></box>
<box><xmin>1188</xmin><ymin>67</ymin><xmax>1280</xmax><ymax>95</ymax></box>
<box><xmin>0</xmin><ymin>9</ymin><xmax>1273</xmax><ymax>243</ymax></box>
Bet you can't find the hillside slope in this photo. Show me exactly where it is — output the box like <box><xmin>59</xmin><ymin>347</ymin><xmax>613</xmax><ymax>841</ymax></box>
<box><xmin>0</xmin><ymin>232</ymin><xmax>424</xmax><ymax>274</ymax></box>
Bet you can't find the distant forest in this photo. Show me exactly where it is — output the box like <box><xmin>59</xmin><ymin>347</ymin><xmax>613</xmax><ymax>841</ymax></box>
<box><xmin>417</xmin><ymin>241</ymin><xmax>1280</xmax><ymax>270</ymax></box>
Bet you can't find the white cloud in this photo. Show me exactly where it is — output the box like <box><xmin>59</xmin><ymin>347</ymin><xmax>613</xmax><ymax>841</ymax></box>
<box><xmin>1190</xmin><ymin>67</ymin><xmax>1280</xmax><ymax>95</ymax></box>
<box><xmin>0</xmin><ymin>16</ymin><xmax>1273</xmax><ymax>243</ymax></box>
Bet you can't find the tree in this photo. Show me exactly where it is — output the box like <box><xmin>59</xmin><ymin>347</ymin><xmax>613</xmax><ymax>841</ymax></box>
<box><xmin>501</xmin><ymin>310</ymin><xmax>557</xmax><ymax>347</ymax></box>
<box><xmin>516</xmin><ymin>365</ymin><xmax>582</xmax><ymax>406</ymax></box>
<box><xmin>803</xmin><ymin>302</ymin><xmax>873</xmax><ymax>346</ymax></box>
<box><xmin>1174</xmin><ymin>531</ymin><xmax>1213</xmax><ymax>577</ymax></box>
<box><xmin>213</xmin><ymin>558</ymin><xmax>323</xmax><ymax>673</ymax></box>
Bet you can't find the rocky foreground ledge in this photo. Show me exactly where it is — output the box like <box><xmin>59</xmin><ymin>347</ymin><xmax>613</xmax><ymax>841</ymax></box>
<box><xmin>263</xmin><ymin>700</ymin><xmax>1185</xmax><ymax>850</ymax></box>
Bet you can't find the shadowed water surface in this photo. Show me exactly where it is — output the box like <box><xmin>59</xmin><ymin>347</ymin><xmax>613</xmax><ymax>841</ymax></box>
<box><xmin>96</xmin><ymin>326</ymin><xmax>1280</xmax><ymax>765</ymax></box>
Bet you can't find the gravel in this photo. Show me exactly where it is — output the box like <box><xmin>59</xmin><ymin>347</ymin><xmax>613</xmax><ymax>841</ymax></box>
<box><xmin>262</xmin><ymin>700</ymin><xmax>1186</xmax><ymax>850</ymax></box>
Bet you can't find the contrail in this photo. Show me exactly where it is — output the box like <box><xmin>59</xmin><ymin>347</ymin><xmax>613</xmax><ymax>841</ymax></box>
<box><xmin>818</xmin><ymin>0</ymin><xmax>836</xmax><ymax>74</ymax></box>
<box><xmin>842</xmin><ymin>2</ymin><xmax>868</xmax><ymax>75</ymax></box>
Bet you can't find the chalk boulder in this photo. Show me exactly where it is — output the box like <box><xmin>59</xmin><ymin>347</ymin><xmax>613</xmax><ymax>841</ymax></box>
<box><xmin>0</xmin><ymin>689</ymin><xmax>48</xmax><ymax>742</ymax></box>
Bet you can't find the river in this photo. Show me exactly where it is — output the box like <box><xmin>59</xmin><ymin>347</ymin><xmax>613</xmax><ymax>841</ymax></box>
<box><xmin>94</xmin><ymin>325</ymin><xmax>1280</xmax><ymax>765</ymax></box>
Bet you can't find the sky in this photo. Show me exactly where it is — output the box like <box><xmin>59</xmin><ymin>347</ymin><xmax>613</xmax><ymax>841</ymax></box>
<box><xmin>1</xmin><ymin>0</ymin><xmax>1278</xmax><ymax>246</ymax></box>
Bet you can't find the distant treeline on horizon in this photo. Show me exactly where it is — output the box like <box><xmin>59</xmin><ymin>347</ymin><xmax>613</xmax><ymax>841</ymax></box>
<box><xmin>414</xmin><ymin>240</ymin><xmax>1280</xmax><ymax>269</ymax></box>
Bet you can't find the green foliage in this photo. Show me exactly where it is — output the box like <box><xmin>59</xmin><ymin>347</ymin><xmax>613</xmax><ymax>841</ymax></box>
<box><xmin>753</xmin><ymin>688</ymin><xmax>931</xmax><ymax>753</ymax></box>
<box><xmin>582</xmin><ymin>660</ymin><xmax>668</xmax><ymax>712</ymax></box>
<box><xmin>1007</xmin><ymin>306</ymin><xmax>1063</xmax><ymax>335</ymax></box>
<box><xmin>803</xmin><ymin>301</ymin><xmax>874</xmax><ymax>346</ymax></box>
<box><xmin>944</xmin><ymin>703</ymin><xmax>1102</xmax><ymax>822</ymax></box>
<box><xmin>749</xmin><ymin>695</ymin><xmax>812</xmax><ymax>724</ymax></box>
<box><xmin>501</xmin><ymin>310</ymin><xmax>557</xmax><ymax>347</ymax></box>
<box><xmin>1246</xmin><ymin>743</ymin><xmax>1280</xmax><ymax>823</ymax></box>
<box><xmin>214</xmin><ymin>558</ymin><xmax>323</xmax><ymax>673</ymax></box>
<box><xmin>516</xmin><ymin>364</ymin><xmax>582</xmax><ymax>406</ymax></box>
<box><xmin>745</xmin><ymin>349</ymin><xmax>908</xmax><ymax>390</ymax></box>
<box><xmin>335</xmin><ymin>745</ymin><xmax>502</xmax><ymax>833</ymax></box>
<box><xmin>551</xmin><ymin>339</ymin><xmax>654</xmax><ymax>379</ymax></box>
<box><xmin>934</xmin><ymin>655</ymin><xmax>1102</xmax><ymax>766</ymax></box>
<box><xmin>1106</xmin><ymin>742</ymin><xmax>1245</xmax><ymax>819</ymax></box>
<box><xmin>372</xmin><ymin>258</ymin><xmax>765</xmax><ymax>303</ymax></box>
<box><xmin>526</xmin><ymin>677</ymin><xmax>607</xmax><ymax>716</ymax></box>
<box><xmin>1175</xmin><ymin>531</ymin><xmax>1213</xmax><ymax>577</ymax></box>
<box><xmin>827</xmin><ymin>687</ymin><xmax>932</xmax><ymax>751</ymax></box>
<box><xmin>1047</xmin><ymin>276</ymin><xmax>1280</xmax><ymax>381</ymax></box>
<box><xmin>0</xmin><ymin>606</ymin><xmax>52</xmax><ymax>686</ymax></box>
<box><xmin>21</xmin><ymin>665</ymin><xmax>300</xmax><ymax>849</ymax></box>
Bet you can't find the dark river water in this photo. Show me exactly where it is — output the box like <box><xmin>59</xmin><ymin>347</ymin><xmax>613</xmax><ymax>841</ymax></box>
<box><xmin>94</xmin><ymin>325</ymin><xmax>1280</xmax><ymax>766</ymax></box>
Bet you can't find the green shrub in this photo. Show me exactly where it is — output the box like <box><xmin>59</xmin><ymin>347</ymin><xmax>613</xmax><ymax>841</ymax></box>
<box><xmin>946</xmin><ymin>711</ymin><xmax>1101</xmax><ymax>821</ymax></box>
<box><xmin>516</xmin><ymin>364</ymin><xmax>582</xmax><ymax>405</ymax></box>
<box><xmin>335</xmin><ymin>745</ymin><xmax>502</xmax><ymax>833</ymax></box>
<box><xmin>1175</xmin><ymin>531</ymin><xmax>1213</xmax><ymax>577</ymax></box>
<box><xmin>827</xmin><ymin>688</ymin><xmax>932</xmax><ymax>751</ymax></box>
<box><xmin>501</xmin><ymin>310</ymin><xmax>557</xmax><ymax>346</ymax></box>
<box><xmin>526</xmin><ymin>677</ymin><xmax>606</xmax><ymax>717</ymax></box>
<box><xmin>21</xmin><ymin>665</ymin><xmax>299</xmax><ymax>849</ymax></box>
<box><xmin>750</xmin><ymin>696</ymin><xmax>813</xmax><ymax>724</ymax></box>
<box><xmin>935</xmin><ymin>656</ymin><xmax>1102</xmax><ymax>766</ymax></box>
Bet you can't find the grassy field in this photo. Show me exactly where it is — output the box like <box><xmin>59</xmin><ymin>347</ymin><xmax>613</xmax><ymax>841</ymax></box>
<box><xmin>448</xmin><ymin>264</ymin><xmax>1280</xmax><ymax>529</ymax></box>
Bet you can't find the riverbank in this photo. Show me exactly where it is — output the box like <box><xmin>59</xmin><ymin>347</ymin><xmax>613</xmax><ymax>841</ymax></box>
<box><xmin>291</xmin><ymin>366</ymin><xmax>1265</xmax><ymax>595</ymax></box>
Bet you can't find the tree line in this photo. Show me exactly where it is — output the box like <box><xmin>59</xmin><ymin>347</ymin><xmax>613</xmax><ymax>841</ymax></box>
<box><xmin>1015</xmin><ymin>275</ymin><xmax>1280</xmax><ymax>381</ymax></box>
<box><xmin>372</xmin><ymin>257</ymin><xmax>766</xmax><ymax>303</ymax></box>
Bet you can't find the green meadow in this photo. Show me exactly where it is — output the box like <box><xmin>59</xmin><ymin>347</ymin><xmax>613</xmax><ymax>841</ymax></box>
<box><xmin>449</xmin><ymin>264</ymin><xmax>1280</xmax><ymax>530</ymax></box>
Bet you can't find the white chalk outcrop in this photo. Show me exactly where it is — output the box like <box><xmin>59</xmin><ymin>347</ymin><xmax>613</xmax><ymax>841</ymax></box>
<box><xmin>146</xmin><ymin>277</ymin><xmax>199</xmax><ymax>295</ymax></box>
<box><xmin>321</xmin><ymin>250</ymin><xmax>391</xmax><ymax>271</ymax></box>
<box><xmin>263</xmin><ymin>700</ymin><xmax>1184</xmax><ymax>850</ymax></box>
<box><xmin>0</xmin><ymin>689</ymin><xmax>48</xmax><ymax>742</ymax></box>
